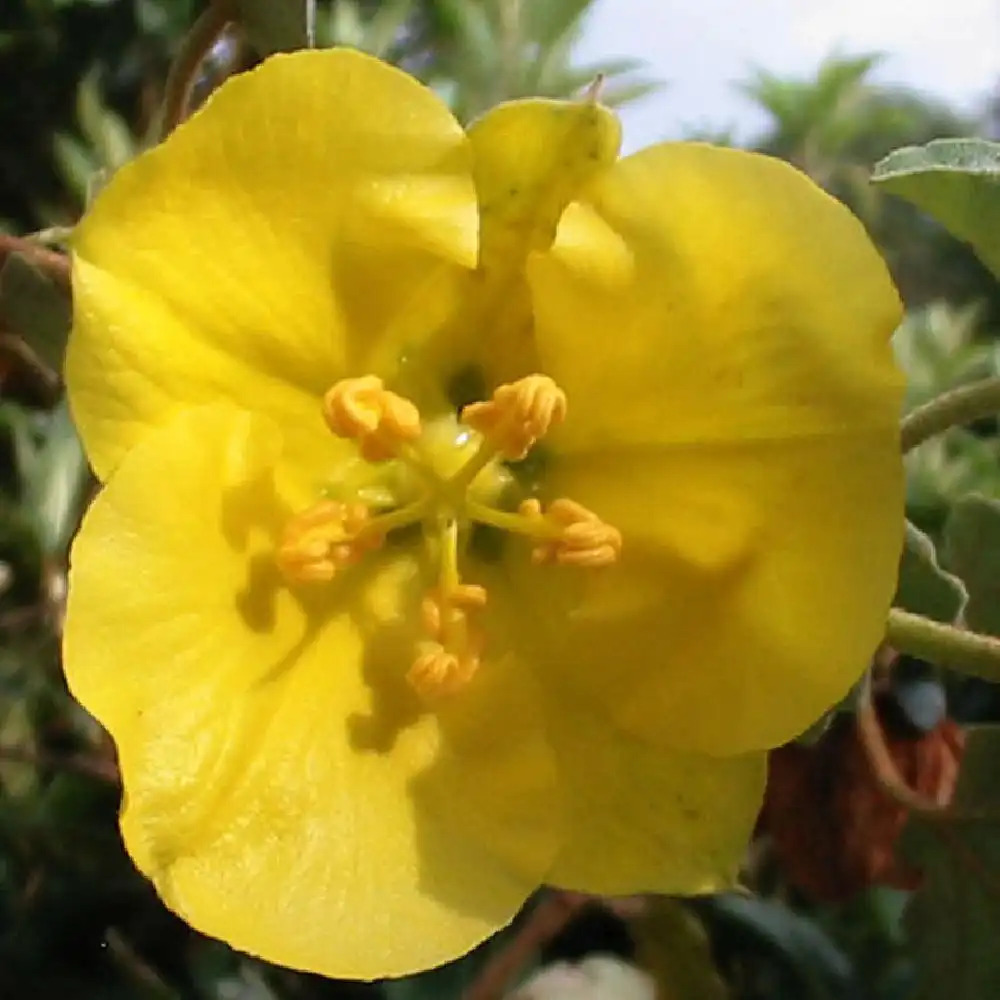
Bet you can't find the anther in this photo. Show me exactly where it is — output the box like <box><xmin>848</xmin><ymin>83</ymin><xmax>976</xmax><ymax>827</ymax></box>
<box><xmin>461</xmin><ymin>374</ymin><xmax>566</xmax><ymax>460</ymax></box>
<box><xmin>408</xmin><ymin>584</ymin><xmax>487</xmax><ymax>700</ymax></box>
<box><xmin>276</xmin><ymin>501</ymin><xmax>377</xmax><ymax>583</ymax></box>
<box><xmin>408</xmin><ymin>646</ymin><xmax>479</xmax><ymax>700</ymax></box>
<box><xmin>323</xmin><ymin>375</ymin><xmax>422</xmax><ymax>461</ymax></box>
<box><xmin>519</xmin><ymin>497</ymin><xmax>622</xmax><ymax>568</ymax></box>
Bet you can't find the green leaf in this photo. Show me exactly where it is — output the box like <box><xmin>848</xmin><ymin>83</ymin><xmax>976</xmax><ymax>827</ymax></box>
<box><xmin>901</xmin><ymin>725</ymin><xmax>1000</xmax><ymax>1000</ymax></box>
<box><xmin>52</xmin><ymin>132</ymin><xmax>100</xmax><ymax>204</ymax></box>
<box><xmin>0</xmin><ymin>402</ymin><xmax>42</xmax><ymax>488</ymax></box>
<box><xmin>25</xmin><ymin>400</ymin><xmax>91</xmax><ymax>558</ymax></box>
<box><xmin>894</xmin><ymin>520</ymin><xmax>968</xmax><ymax>624</ymax></box>
<box><xmin>362</xmin><ymin>0</ymin><xmax>414</xmax><ymax>57</ymax></box>
<box><xmin>236</xmin><ymin>0</ymin><xmax>313</xmax><ymax>55</ymax></box>
<box><xmin>327</xmin><ymin>0</ymin><xmax>366</xmax><ymax>47</ymax></box>
<box><xmin>945</xmin><ymin>494</ymin><xmax>1000</xmax><ymax>637</ymax></box>
<box><xmin>437</xmin><ymin>0</ymin><xmax>497</xmax><ymax>72</ymax></box>
<box><xmin>76</xmin><ymin>70</ymin><xmax>135</xmax><ymax>171</ymax></box>
<box><xmin>873</xmin><ymin>139</ymin><xmax>1000</xmax><ymax>279</ymax></box>
<box><xmin>697</xmin><ymin>894</ymin><xmax>854</xmax><ymax>999</ymax></box>
<box><xmin>0</xmin><ymin>253</ymin><xmax>71</xmax><ymax>374</ymax></box>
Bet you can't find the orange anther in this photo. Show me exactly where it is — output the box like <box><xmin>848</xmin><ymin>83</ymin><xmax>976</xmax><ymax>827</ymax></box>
<box><xmin>323</xmin><ymin>376</ymin><xmax>421</xmax><ymax>461</ymax></box>
<box><xmin>407</xmin><ymin>645</ymin><xmax>480</xmax><ymax>700</ymax></box>
<box><xmin>409</xmin><ymin>584</ymin><xmax>487</xmax><ymax>700</ymax></box>
<box><xmin>276</xmin><ymin>501</ymin><xmax>377</xmax><ymax>583</ymax></box>
<box><xmin>519</xmin><ymin>497</ymin><xmax>622</xmax><ymax>568</ymax></box>
<box><xmin>461</xmin><ymin>374</ymin><xmax>566</xmax><ymax>460</ymax></box>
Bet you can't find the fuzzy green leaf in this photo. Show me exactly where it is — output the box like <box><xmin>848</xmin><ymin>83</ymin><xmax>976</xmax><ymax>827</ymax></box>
<box><xmin>0</xmin><ymin>253</ymin><xmax>71</xmax><ymax>374</ymax></box>
<box><xmin>873</xmin><ymin>139</ymin><xmax>1000</xmax><ymax>279</ymax></box>
<box><xmin>902</xmin><ymin>725</ymin><xmax>1000</xmax><ymax>1000</ymax></box>
<box><xmin>894</xmin><ymin>520</ymin><xmax>968</xmax><ymax>624</ymax></box>
<box><xmin>945</xmin><ymin>494</ymin><xmax>1000</xmax><ymax>637</ymax></box>
<box><xmin>697</xmin><ymin>894</ymin><xmax>853</xmax><ymax>998</ymax></box>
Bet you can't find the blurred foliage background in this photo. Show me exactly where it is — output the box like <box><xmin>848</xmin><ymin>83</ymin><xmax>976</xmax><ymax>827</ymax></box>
<box><xmin>3</xmin><ymin>1</ymin><xmax>1000</xmax><ymax>998</ymax></box>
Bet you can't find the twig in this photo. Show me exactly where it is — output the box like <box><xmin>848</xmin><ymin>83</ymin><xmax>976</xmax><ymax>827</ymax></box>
<box><xmin>461</xmin><ymin>891</ymin><xmax>589</xmax><ymax>1000</ymax></box>
<box><xmin>159</xmin><ymin>0</ymin><xmax>237</xmax><ymax>139</ymax></box>
<box><xmin>856</xmin><ymin>669</ymin><xmax>1000</xmax><ymax>824</ymax></box>
<box><xmin>854</xmin><ymin>669</ymin><xmax>946</xmax><ymax>815</ymax></box>
<box><xmin>0</xmin><ymin>744</ymin><xmax>118</xmax><ymax>784</ymax></box>
<box><xmin>0</xmin><ymin>234</ymin><xmax>70</xmax><ymax>290</ymax></box>
<box><xmin>27</xmin><ymin>226</ymin><xmax>74</xmax><ymax>247</ymax></box>
<box><xmin>885</xmin><ymin>607</ymin><xmax>1000</xmax><ymax>683</ymax></box>
<box><xmin>0</xmin><ymin>330</ymin><xmax>61</xmax><ymax>400</ymax></box>
<box><xmin>105</xmin><ymin>928</ymin><xmax>181</xmax><ymax>999</ymax></box>
<box><xmin>900</xmin><ymin>376</ymin><xmax>1000</xmax><ymax>453</ymax></box>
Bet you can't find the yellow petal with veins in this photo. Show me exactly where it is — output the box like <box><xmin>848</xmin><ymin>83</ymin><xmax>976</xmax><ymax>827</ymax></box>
<box><xmin>543</xmin><ymin>692</ymin><xmax>766</xmax><ymax>896</ymax></box>
<box><xmin>453</xmin><ymin>97</ymin><xmax>620</xmax><ymax>380</ymax></box>
<box><xmin>519</xmin><ymin>432</ymin><xmax>901</xmax><ymax>756</ymax></box>
<box><xmin>469</xmin><ymin>97</ymin><xmax>621</xmax><ymax>273</ymax></box>
<box><xmin>528</xmin><ymin>142</ymin><xmax>903</xmax><ymax>451</ymax></box>
<box><xmin>64</xmin><ymin>405</ymin><xmax>559</xmax><ymax>979</ymax></box>
<box><xmin>67</xmin><ymin>49</ymin><xmax>477</xmax><ymax>483</ymax></box>
<box><xmin>521</xmin><ymin>142</ymin><xmax>903</xmax><ymax>755</ymax></box>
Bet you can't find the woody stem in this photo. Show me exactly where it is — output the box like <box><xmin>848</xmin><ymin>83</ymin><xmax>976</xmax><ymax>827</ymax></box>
<box><xmin>854</xmin><ymin>669</ymin><xmax>945</xmax><ymax>815</ymax></box>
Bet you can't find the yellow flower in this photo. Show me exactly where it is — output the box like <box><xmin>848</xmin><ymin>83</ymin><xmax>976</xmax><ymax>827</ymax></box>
<box><xmin>62</xmin><ymin>50</ymin><xmax>903</xmax><ymax>979</ymax></box>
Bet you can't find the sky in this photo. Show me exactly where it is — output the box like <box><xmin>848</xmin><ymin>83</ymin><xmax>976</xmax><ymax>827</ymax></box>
<box><xmin>577</xmin><ymin>0</ymin><xmax>1000</xmax><ymax>150</ymax></box>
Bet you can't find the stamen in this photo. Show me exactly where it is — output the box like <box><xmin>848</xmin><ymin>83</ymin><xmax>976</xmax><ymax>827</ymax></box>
<box><xmin>408</xmin><ymin>646</ymin><xmax>479</xmax><ymax>700</ymax></box>
<box><xmin>464</xmin><ymin>496</ymin><xmax>622</xmax><ymax>568</ymax></box>
<box><xmin>519</xmin><ymin>497</ymin><xmax>622</xmax><ymax>568</ymax></box>
<box><xmin>280</xmin><ymin>370</ymin><xmax>618</xmax><ymax>697</ymax></box>
<box><xmin>276</xmin><ymin>501</ymin><xmax>375</xmax><ymax>583</ymax></box>
<box><xmin>407</xmin><ymin>522</ymin><xmax>487</xmax><ymax>700</ymax></box>
<box><xmin>461</xmin><ymin>374</ymin><xmax>567</xmax><ymax>461</ymax></box>
<box><xmin>323</xmin><ymin>376</ymin><xmax>422</xmax><ymax>462</ymax></box>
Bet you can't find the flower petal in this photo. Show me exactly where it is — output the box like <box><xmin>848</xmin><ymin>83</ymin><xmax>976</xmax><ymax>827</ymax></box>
<box><xmin>457</xmin><ymin>98</ymin><xmax>620</xmax><ymax>382</ymax></box>
<box><xmin>527</xmin><ymin>142</ymin><xmax>904</xmax><ymax>452</ymax></box>
<box><xmin>67</xmin><ymin>49</ymin><xmax>477</xmax><ymax>481</ymax></box>
<box><xmin>516</xmin><ymin>142</ymin><xmax>904</xmax><ymax>754</ymax></box>
<box><xmin>64</xmin><ymin>405</ymin><xmax>559</xmax><ymax>979</ymax></box>
<box><xmin>511</xmin><ymin>427</ymin><xmax>902</xmax><ymax>755</ymax></box>
<box><xmin>469</xmin><ymin>97</ymin><xmax>620</xmax><ymax>276</ymax></box>
<box><xmin>543</xmin><ymin>693</ymin><xmax>765</xmax><ymax>895</ymax></box>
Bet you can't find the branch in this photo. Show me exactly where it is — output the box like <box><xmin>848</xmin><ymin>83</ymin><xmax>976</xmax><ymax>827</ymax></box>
<box><xmin>105</xmin><ymin>929</ymin><xmax>182</xmax><ymax>999</ymax></box>
<box><xmin>0</xmin><ymin>234</ymin><xmax>70</xmax><ymax>290</ymax></box>
<box><xmin>900</xmin><ymin>376</ymin><xmax>1000</xmax><ymax>453</ymax></box>
<box><xmin>461</xmin><ymin>891</ymin><xmax>588</xmax><ymax>1000</ymax></box>
<box><xmin>854</xmin><ymin>669</ymin><xmax>946</xmax><ymax>815</ymax></box>
<box><xmin>0</xmin><ymin>744</ymin><xmax>118</xmax><ymax>784</ymax></box>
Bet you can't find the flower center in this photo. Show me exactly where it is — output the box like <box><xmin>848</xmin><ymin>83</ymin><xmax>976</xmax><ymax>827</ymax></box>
<box><xmin>276</xmin><ymin>374</ymin><xmax>621</xmax><ymax>701</ymax></box>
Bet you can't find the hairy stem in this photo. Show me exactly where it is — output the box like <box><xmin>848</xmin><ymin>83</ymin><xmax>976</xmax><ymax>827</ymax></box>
<box><xmin>886</xmin><ymin>607</ymin><xmax>1000</xmax><ymax>682</ymax></box>
<box><xmin>901</xmin><ymin>376</ymin><xmax>1000</xmax><ymax>453</ymax></box>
